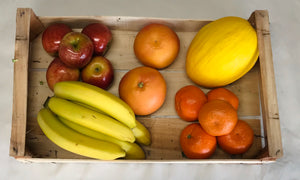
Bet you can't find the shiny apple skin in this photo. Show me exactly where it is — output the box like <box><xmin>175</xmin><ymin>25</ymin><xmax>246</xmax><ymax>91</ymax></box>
<box><xmin>82</xmin><ymin>23</ymin><xmax>112</xmax><ymax>56</ymax></box>
<box><xmin>81</xmin><ymin>56</ymin><xmax>114</xmax><ymax>90</ymax></box>
<box><xmin>46</xmin><ymin>57</ymin><xmax>80</xmax><ymax>91</ymax></box>
<box><xmin>58</xmin><ymin>32</ymin><xmax>94</xmax><ymax>69</ymax></box>
<box><xmin>42</xmin><ymin>23</ymin><xmax>72</xmax><ymax>56</ymax></box>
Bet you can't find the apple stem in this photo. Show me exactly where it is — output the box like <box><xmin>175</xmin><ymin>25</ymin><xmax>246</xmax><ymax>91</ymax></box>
<box><xmin>72</xmin><ymin>38</ymin><xmax>81</xmax><ymax>51</ymax></box>
<box><xmin>73</xmin><ymin>43</ymin><xmax>79</xmax><ymax>50</ymax></box>
<box><xmin>138</xmin><ymin>82</ymin><xmax>144</xmax><ymax>88</ymax></box>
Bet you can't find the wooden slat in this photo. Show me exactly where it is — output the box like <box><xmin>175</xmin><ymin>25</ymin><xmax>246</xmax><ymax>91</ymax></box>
<box><xmin>141</xmin><ymin>118</ymin><xmax>262</xmax><ymax>160</ymax></box>
<box><xmin>25</xmin><ymin>116</ymin><xmax>262</xmax><ymax>160</ymax></box>
<box><xmin>254</xmin><ymin>10</ymin><xmax>283</xmax><ymax>159</ymax></box>
<box><xmin>10</xmin><ymin>8</ymin><xmax>32</xmax><ymax>157</ymax></box>
<box><xmin>10</xmin><ymin>8</ymin><xmax>45</xmax><ymax>158</ymax></box>
<box><xmin>29</xmin><ymin>30</ymin><xmax>199</xmax><ymax>70</ymax></box>
<box><xmin>38</xmin><ymin>16</ymin><xmax>211</xmax><ymax>32</ymax></box>
<box><xmin>16</xmin><ymin>158</ymin><xmax>276</xmax><ymax>164</ymax></box>
<box><xmin>26</xmin><ymin>67</ymin><xmax>260</xmax><ymax>119</ymax></box>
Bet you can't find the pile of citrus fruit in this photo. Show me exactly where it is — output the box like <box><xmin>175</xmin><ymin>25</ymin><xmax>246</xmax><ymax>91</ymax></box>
<box><xmin>175</xmin><ymin>86</ymin><xmax>254</xmax><ymax>159</ymax></box>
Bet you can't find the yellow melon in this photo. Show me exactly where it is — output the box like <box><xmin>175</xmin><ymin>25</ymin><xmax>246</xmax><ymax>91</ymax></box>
<box><xmin>186</xmin><ymin>16</ymin><xmax>259</xmax><ymax>88</ymax></box>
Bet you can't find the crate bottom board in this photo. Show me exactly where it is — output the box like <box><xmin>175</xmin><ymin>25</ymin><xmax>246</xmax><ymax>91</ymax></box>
<box><xmin>25</xmin><ymin>56</ymin><xmax>263</xmax><ymax>161</ymax></box>
<box><xmin>25</xmin><ymin>116</ymin><xmax>262</xmax><ymax>160</ymax></box>
<box><xmin>25</xmin><ymin>66</ymin><xmax>263</xmax><ymax>160</ymax></box>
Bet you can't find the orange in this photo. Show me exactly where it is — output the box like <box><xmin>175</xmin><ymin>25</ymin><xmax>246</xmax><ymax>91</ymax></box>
<box><xmin>217</xmin><ymin>120</ymin><xmax>254</xmax><ymax>154</ymax></box>
<box><xmin>175</xmin><ymin>85</ymin><xmax>207</xmax><ymax>121</ymax></box>
<box><xmin>118</xmin><ymin>66</ymin><xmax>167</xmax><ymax>115</ymax></box>
<box><xmin>133</xmin><ymin>23</ymin><xmax>180</xmax><ymax>69</ymax></box>
<box><xmin>198</xmin><ymin>99</ymin><xmax>238</xmax><ymax>136</ymax></box>
<box><xmin>207</xmin><ymin>88</ymin><xmax>239</xmax><ymax>110</ymax></box>
<box><xmin>180</xmin><ymin>123</ymin><xmax>217</xmax><ymax>159</ymax></box>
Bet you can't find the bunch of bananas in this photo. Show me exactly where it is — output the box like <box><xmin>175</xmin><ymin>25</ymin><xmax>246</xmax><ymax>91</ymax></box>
<box><xmin>37</xmin><ymin>81</ymin><xmax>151</xmax><ymax>160</ymax></box>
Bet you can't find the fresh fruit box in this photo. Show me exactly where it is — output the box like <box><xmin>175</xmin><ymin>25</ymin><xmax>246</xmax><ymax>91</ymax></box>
<box><xmin>10</xmin><ymin>8</ymin><xmax>283</xmax><ymax>163</ymax></box>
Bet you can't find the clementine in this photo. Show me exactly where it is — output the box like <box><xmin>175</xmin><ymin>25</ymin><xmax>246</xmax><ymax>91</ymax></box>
<box><xmin>207</xmin><ymin>88</ymin><xmax>239</xmax><ymax>110</ymax></box>
<box><xmin>175</xmin><ymin>85</ymin><xmax>207</xmax><ymax>121</ymax></box>
<box><xmin>217</xmin><ymin>120</ymin><xmax>254</xmax><ymax>154</ymax></box>
<box><xmin>198</xmin><ymin>99</ymin><xmax>238</xmax><ymax>136</ymax></box>
<box><xmin>133</xmin><ymin>23</ymin><xmax>180</xmax><ymax>69</ymax></box>
<box><xmin>180</xmin><ymin>123</ymin><xmax>217</xmax><ymax>159</ymax></box>
<box><xmin>118</xmin><ymin>66</ymin><xmax>167</xmax><ymax>115</ymax></box>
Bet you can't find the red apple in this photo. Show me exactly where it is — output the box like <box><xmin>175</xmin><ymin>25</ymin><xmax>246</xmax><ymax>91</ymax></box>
<box><xmin>81</xmin><ymin>56</ymin><xmax>114</xmax><ymax>90</ymax></box>
<box><xmin>42</xmin><ymin>23</ymin><xmax>72</xmax><ymax>56</ymax></box>
<box><xmin>46</xmin><ymin>57</ymin><xmax>80</xmax><ymax>91</ymax></box>
<box><xmin>82</xmin><ymin>23</ymin><xmax>112</xmax><ymax>56</ymax></box>
<box><xmin>58</xmin><ymin>32</ymin><xmax>94</xmax><ymax>68</ymax></box>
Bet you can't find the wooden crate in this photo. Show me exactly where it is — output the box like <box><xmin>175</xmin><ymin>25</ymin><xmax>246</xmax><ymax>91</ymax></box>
<box><xmin>10</xmin><ymin>8</ymin><xmax>283</xmax><ymax>163</ymax></box>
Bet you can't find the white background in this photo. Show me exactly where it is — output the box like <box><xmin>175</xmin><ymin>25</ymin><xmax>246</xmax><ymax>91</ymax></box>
<box><xmin>1</xmin><ymin>0</ymin><xmax>300</xmax><ymax>179</ymax></box>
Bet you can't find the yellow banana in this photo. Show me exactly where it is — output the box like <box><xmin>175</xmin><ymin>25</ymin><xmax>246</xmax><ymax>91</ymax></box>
<box><xmin>132</xmin><ymin>120</ymin><xmax>151</xmax><ymax>145</ymax></box>
<box><xmin>59</xmin><ymin>117</ymin><xmax>145</xmax><ymax>159</ymax></box>
<box><xmin>72</xmin><ymin>101</ymin><xmax>105</xmax><ymax>114</ymax></box>
<box><xmin>73</xmin><ymin>100</ymin><xmax>151</xmax><ymax>146</ymax></box>
<box><xmin>48</xmin><ymin>96</ymin><xmax>135</xmax><ymax>143</ymax></box>
<box><xmin>53</xmin><ymin>81</ymin><xmax>136</xmax><ymax>128</ymax></box>
<box><xmin>37</xmin><ymin>108</ymin><xmax>125</xmax><ymax>160</ymax></box>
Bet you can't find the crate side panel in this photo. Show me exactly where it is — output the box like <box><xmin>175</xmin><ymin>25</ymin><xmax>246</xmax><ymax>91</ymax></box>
<box><xmin>254</xmin><ymin>10</ymin><xmax>283</xmax><ymax>158</ymax></box>
<box><xmin>38</xmin><ymin>16</ymin><xmax>211</xmax><ymax>32</ymax></box>
<box><xmin>10</xmin><ymin>8</ymin><xmax>32</xmax><ymax>157</ymax></box>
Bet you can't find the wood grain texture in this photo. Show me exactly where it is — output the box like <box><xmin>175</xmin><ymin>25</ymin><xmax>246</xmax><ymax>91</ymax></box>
<box><xmin>10</xmin><ymin>8</ymin><xmax>32</xmax><ymax>157</ymax></box>
<box><xmin>254</xmin><ymin>10</ymin><xmax>283</xmax><ymax>159</ymax></box>
<box><xmin>38</xmin><ymin>16</ymin><xmax>211</xmax><ymax>32</ymax></box>
<box><xmin>10</xmin><ymin>8</ymin><xmax>45</xmax><ymax>157</ymax></box>
<box><xmin>25</xmin><ymin>116</ymin><xmax>262</xmax><ymax>160</ymax></box>
<box><xmin>26</xmin><ymin>66</ymin><xmax>260</xmax><ymax>119</ymax></box>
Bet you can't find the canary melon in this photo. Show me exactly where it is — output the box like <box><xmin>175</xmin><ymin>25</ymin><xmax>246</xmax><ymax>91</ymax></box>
<box><xmin>186</xmin><ymin>16</ymin><xmax>259</xmax><ymax>88</ymax></box>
